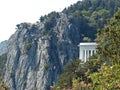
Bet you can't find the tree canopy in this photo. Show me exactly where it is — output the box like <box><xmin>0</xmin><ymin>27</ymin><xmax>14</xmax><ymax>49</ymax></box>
<box><xmin>97</xmin><ymin>9</ymin><xmax>120</xmax><ymax>65</ymax></box>
<box><xmin>55</xmin><ymin>8</ymin><xmax>120</xmax><ymax>90</ymax></box>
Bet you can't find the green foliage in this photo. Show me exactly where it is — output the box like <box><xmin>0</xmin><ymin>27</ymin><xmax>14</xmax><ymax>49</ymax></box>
<box><xmin>55</xmin><ymin>59</ymin><xmax>81</xmax><ymax>89</ymax></box>
<box><xmin>0</xmin><ymin>81</ymin><xmax>9</xmax><ymax>90</ymax></box>
<box><xmin>0</xmin><ymin>53</ymin><xmax>7</xmax><ymax>83</ymax></box>
<box><xmin>55</xmin><ymin>1</ymin><xmax>120</xmax><ymax>90</ymax></box>
<box><xmin>66</xmin><ymin>9</ymin><xmax>120</xmax><ymax>90</ymax></box>
<box><xmin>83</xmin><ymin>37</ymin><xmax>91</xmax><ymax>42</ymax></box>
<box><xmin>96</xmin><ymin>9</ymin><xmax>120</xmax><ymax>65</ymax></box>
<box><xmin>55</xmin><ymin>58</ymin><xmax>103</xmax><ymax>89</ymax></box>
<box><xmin>38</xmin><ymin>0</ymin><xmax>120</xmax><ymax>43</ymax></box>
<box><xmin>63</xmin><ymin>0</ymin><xmax>120</xmax><ymax>41</ymax></box>
<box><xmin>44</xmin><ymin>64</ymin><xmax>50</xmax><ymax>70</ymax></box>
<box><xmin>40</xmin><ymin>11</ymin><xmax>60</xmax><ymax>31</ymax></box>
<box><xmin>24</xmin><ymin>41</ymin><xmax>32</xmax><ymax>53</ymax></box>
<box><xmin>90</xmin><ymin>64</ymin><xmax>120</xmax><ymax>90</ymax></box>
<box><xmin>89</xmin><ymin>10</ymin><xmax>120</xmax><ymax>90</ymax></box>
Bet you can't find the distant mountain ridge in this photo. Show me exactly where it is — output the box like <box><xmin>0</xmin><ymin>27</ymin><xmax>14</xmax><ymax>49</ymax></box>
<box><xmin>0</xmin><ymin>40</ymin><xmax>8</xmax><ymax>55</ymax></box>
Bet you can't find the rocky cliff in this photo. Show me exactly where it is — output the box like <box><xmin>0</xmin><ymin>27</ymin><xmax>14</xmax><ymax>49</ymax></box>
<box><xmin>0</xmin><ymin>40</ymin><xmax>8</xmax><ymax>55</ymax></box>
<box><xmin>4</xmin><ymin>0</ymin><xmax>120</xmax><ymax>89</ymax></box>
<box><xmin>4</xmin><ymin>13</ymin><xmax>80</xmax><ymax>90</ymax></box>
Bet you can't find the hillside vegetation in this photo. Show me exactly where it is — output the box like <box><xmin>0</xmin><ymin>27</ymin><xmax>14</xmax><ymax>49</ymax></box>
<box><xmin>55</xmin><ymin>9</ymin><xmax>120</xmax><ymax>90</ymax></box>
<box><xmin>0</xmin><ymin>0</ymin><xmax>120</xmax><ymax>90</ymax></box>
<box><xmin>62</xmin><ymin>0</ymin><xmax>120</xmax><ymax>42</ymax></box>
<box><xmin>0</xmin><ymin>53</ymin><xmax>7</xmax><ymax>83</ymax></box>
<box><xmin>39</xmin><ymin>0</ymin><xmax>120</xmax><ymax>42</ymax></box>
<box><xmin>54</xmin><ymin>1</ymin><xmax>120</xmax><ymax>88</ymax></box>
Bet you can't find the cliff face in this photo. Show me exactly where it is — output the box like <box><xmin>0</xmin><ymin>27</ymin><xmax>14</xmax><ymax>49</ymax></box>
<box><xmin>4</xmin><ymin>13</ymin><xmax>80</xmax><ymax>90</ymax></box>
<box><xmin>4</xmin><ymin>0</ymin><xmax>120</xmax><ymax>89</ymax></box>
<box><xmin>0</xmin><ymin>40</ymin><xmax>8</xmax><ymax>55</ymax></box>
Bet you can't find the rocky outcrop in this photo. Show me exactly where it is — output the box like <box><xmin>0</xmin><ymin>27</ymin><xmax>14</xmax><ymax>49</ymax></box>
<box><xmin>4</xmin><ymin>13</ymin><xmax>81</xmax><ymax>90</ymax></box>
<box><xmin>4</xmin><ymin>0</ymin><xmax>120</xmax><ymax>89</ymax></box>
<box><xmin>0</xmin><ymin>40</ymin><xmax>8</xmax><ymax>55</ymax></box>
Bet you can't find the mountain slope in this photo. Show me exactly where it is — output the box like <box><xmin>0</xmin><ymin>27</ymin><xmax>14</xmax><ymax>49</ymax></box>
<box><xmin>4</xmin><ymin>0</ymin><xmax>120</xmax><ymax>90</ymax></box>
<box><xmin>4</xmin><ymin>13</ymin><xmax>79</xmax><ymax>90</ymax></box>
<box><xmin>63</xmin><ymin>0</ymin><xmax>120</xmax><ymax>40</ymax></box>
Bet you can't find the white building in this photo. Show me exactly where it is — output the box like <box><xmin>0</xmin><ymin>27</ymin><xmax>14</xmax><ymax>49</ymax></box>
<box><xmin>78</xmin><ymin>42</ymin><xmax>97</xmax><ymax>62</ymax></box>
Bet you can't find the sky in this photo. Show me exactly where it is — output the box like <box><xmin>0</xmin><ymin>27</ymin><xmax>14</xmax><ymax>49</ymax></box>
<box><xmin>0</xmin><ymin>0</ymin><xmax>81</xmax><ymax>42</ymax></box>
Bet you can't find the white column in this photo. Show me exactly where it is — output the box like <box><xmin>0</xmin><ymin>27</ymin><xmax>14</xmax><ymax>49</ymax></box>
<box><xmin>79</xmin><ymin>48</ymin><xmax>81</xmax><ymax>60</ymax></box>
<box><xmin>86</xmin><ymin>50</ymin><xmax>87</xmax><ymax>61</ymax></box>
<box><xmin>86</xmin><ymin>50</ymin><xmax>88</xmax><ymax>61</ymax></box>
<box><xmin>91</xmin><ymin>50</ymin><xmax>93</xmax><ymax>56</ymax></box>
<box><xmin>94</xmin><ymin>50</ymin><xmax>96</xmax><ymax>54</ymax></box>
<box><xmin>87</xmin><ymin>50</ymin><xmax>90</xmax><ymax>60</ymax></box>
<box><xmin>84</xmin><ymin>50</ymin><xmax>87</xmax><ymax>62</ymax></box>
<box><xmin>80</xmin><ymin>49</ymin><xmax>83</xmax><ymax>61</ymax></box>
<box><xmin>93</xmin><ymin>49</ymin><xmax>96</xmax><ymax>55</ymax></box>
<box><xmin>82</xmin><ymin>50</ymin><xmax>84</xmax><ymax>62</ymax></box>
<box><xmin>82</xmin><ymin>50</ymin><xmax>84</xmax><ymax>61</ymax></box>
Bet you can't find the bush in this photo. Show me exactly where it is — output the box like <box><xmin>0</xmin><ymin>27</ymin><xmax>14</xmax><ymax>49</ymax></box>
<box><xmin>24</xmin><ymin>42</ymin><xmax>32</xmax><ymax>53</ymax></box>
<box><xmin>90</xmin><ymin>64</ymin><xmax>120</xmax><ymax>90</ymax></box>
<box><xmin>0</xmin><ymin>81</ymin><xmax>9</xmax><ymax>90</ymax></box>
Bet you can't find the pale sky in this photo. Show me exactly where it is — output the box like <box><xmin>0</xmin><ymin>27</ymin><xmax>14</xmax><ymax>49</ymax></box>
<box><xmin>0</xmin><ymin>0</ymin><xmax>80</xmax><ymax>42</ymax></box>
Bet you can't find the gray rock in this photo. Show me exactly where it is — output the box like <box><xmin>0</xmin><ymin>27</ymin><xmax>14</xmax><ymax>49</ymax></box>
<box><xmin>4</xmin><ymin>13</ymin><xmax>80</xmax><ymax>90</ymax></box>
<box><xmin>0</xmin><ymin>40</ymin><xmax>8</xmax><ymax>55</ymax></box>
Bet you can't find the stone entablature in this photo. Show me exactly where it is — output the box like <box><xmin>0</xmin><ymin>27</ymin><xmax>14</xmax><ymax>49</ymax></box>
<box><xmin>78</xmin><ymin>42</ymin><xmax>97</xmax><ymax>62</ymax></box>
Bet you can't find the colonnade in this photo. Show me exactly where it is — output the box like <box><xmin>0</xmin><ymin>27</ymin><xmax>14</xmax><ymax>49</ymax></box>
<box><xmin>78</xmin><ymin>42</ymin><xmax>97</xmax><ymax>62</ymax></box>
